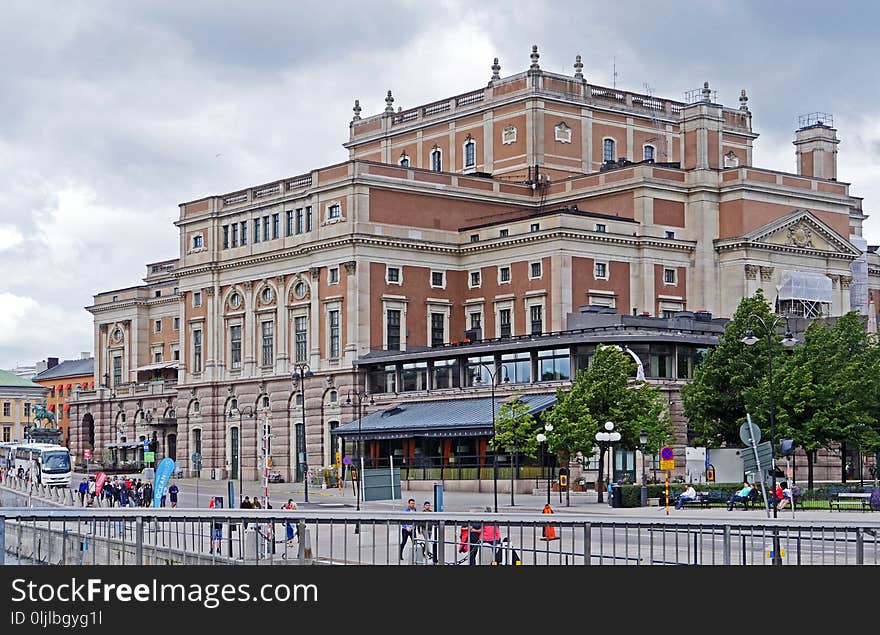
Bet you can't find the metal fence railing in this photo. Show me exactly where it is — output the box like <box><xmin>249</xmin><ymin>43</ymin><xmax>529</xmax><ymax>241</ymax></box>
<box><xmin>1</xmin><ymin>508</ymin><xmax>877</xmax><ymax>566</ymax></box>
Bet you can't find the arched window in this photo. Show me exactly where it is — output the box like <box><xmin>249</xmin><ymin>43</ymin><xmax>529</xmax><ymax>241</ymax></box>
<box><xmin>643</xmin><ymin>145</ymin><xmax>655</xmax><ymax>162</ymax></box>
<box><xmin>431</xmin><ymin>147</ymin><xmax>442</xmax><ymax>172</ymax></box>
<box><xmin>463</xmin><ymin>138</ymin><xmax>476</xmax><ymax>168</ymax></box>
<box><xmin>603</xmin><ymin>138</ymin><xmax>616</xmax><ymax>163</ymax></box>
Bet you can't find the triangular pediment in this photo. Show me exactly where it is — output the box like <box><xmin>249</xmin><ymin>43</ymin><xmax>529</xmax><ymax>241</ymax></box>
<box><xmin>744</xmin><ymin>210</ymin><xmax>861</xmax><ymax>256</ymax></box>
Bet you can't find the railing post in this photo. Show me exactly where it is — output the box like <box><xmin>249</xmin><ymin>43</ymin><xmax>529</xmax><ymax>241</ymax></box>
<box><xmin>135</xmin><ymin>516</ymin><xmax>144</xmax><ymax>565</ymax></box>
<box><xmin>856</xmin><ymin>529</ymin><xmax>864</xmax><ymax>565</ymax></box>
<box><xmin>438</xmin><ymin>520</ymin><xmax>446</xmax><ymax>565</ymax></box>
<box><xmin>583</xmin><ymin>523</ymin><xmax>591</xmax><ymax>565</ymax></box>
<box><xmin>723</xmin><ymin>525</ymin><xmax>731</xmax><ymax>566</ymax></box>
<box><xmin>0</xmin><ymin>516</ymin><xmax>5</xmax><ymax>566</ymax></box>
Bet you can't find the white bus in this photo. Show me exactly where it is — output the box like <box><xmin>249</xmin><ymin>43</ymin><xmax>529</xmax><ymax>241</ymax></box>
<box><xmin>13</xmin><ymin>443</ymin><xmax>72</xmax><ymax>487</ymax></box>
<box><xmin>0</xmin><ymin>441</ymin><xmax>17</xmax><ymax>470</ymax></box>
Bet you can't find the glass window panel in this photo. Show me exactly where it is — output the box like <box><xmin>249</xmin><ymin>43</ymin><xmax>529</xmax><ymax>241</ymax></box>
<box><xmin>500</xmin><ymin>352</ymin><xmax>531</xmax><ymax>384</ymax></box>
<box><xmin>432</xmin><ymin>359</ymin><xmax>460</xmax><ymax>389</ymax></box>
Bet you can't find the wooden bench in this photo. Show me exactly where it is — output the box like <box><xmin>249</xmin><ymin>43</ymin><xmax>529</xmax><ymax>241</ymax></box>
<box><xmin>829</xmin><ymin>492</ymin><xmax>872</xmax><ymax>511</ymax></box>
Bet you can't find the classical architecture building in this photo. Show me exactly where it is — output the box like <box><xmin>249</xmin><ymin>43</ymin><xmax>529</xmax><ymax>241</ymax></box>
<box><xmin>0</xmin><ymin>369</ymin><xmax>49</xmax><ymax>444</ymax></box>
<box><xmin>72</xmin><ymin>48</ymin><xmax>878</xmax><ymax>485</ymax></box>
<box><xmin>32</xmin><ymin>355</ymin><xmax>95</xmax><ymax>449</ymax></box>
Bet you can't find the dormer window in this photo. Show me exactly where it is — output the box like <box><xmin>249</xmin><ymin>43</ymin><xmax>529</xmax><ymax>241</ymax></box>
<box><xmin>399</xmin><ymin>153</ymin><xmax>410</xmax><ymax>168</ymax></box>
<box><xmin>643</xmin><ymin>145</ymin><xmax>655</xmax><ymax>162</ymax></box>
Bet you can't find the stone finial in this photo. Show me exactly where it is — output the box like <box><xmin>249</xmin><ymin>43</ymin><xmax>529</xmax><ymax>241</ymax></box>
<box><xmin>352</xmin><ymin>99</ymin><xmax>362</xmax><ymax>121</ymax></box>
<box><xmin>529</xmin><ymin>44</ymin><xmax>540</xmax><ymax>71</ymax></box>
<box><xmin>384</xmin><ymin>90</ymin><xmax>394</xmax><ymax>114</ymax></box>
<box><xmin>490</xmin><ymin>57</ymin><xmax>501</xmax><ymax>82</ymax></box>
<box><xmin>573</xmin><ymin>54</ymin><xmax>584</xmax><ymax>80</ymax></box>
<box><xmin>701</xmin><ymin>81</ymin><xmax>711</xmax><ymax>102</ymax></box>
<box><xmin>739</xmin><ymin>89</ymin><xmax>749</xmax><ymax>112</ymax></box>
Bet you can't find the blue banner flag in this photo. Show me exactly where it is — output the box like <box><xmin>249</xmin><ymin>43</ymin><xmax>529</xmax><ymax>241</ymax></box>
<box><xmin>153</xmin><ymin>457</ymin><xmax>176</xmax><ymax>508</ymax></box>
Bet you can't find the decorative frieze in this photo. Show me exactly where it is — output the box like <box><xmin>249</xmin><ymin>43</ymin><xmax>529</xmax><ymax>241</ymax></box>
<box><xmin>759</xmin><ymin>266</ymin><xmax>774</xmax><ymax>282</ymax></box>
<box><xmin>744</xmin><ymin>264</ymin><xmax>759</xmax><ymax>280</ymax></box>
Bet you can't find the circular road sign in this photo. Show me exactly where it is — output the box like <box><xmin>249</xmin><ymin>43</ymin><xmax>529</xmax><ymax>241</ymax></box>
<box><xmin>660</xmin><ymin>446</ymin><xmax>674</xmax><ymax>461</ymax></box>
<box><xmin>739</xmin><ymin>421</ymin><xmax>761</xmax><ymax>446</ymax></box>
<box><xmin>342</xmin><ymin>455</ymin><xmax>352</xmax><ymax>466</ymax></box>
<box><xmin>191</xmin><ymin>452</ymin><xmax>202</xmax><ymax>464</ymax></box>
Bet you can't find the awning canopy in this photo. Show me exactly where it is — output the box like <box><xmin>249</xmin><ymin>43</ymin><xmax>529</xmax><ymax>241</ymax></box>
<box><xmin>134</xmin><ymin>361</ymin><xmax>180</xmax><ymax>373</ymax></box>
<box><xmin>63</xmin><ymin>404</ymin><xmax>71</xmax><ymax>413</ymax></box>
<box><xmin>65</xmin><ymin>383</ymin><xmax>71</xmax><ymax>390</ymax></box>
<box><xmin>331</xmin><ymin>393</ymin><xmax>557</xmax><ymax>441</ymax></box>
<box><xmin>47</xmin><ymin>404</ymin><xmax>55</xmax><ymax>412</ymax></box>
<box><xmin>777</xmin><ymin>270</ymin><xmax>832</xmax><ymax>303</ymax></box>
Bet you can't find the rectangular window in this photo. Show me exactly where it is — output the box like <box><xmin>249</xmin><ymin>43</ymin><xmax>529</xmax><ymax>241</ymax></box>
<box><xmin>595</xmin><ymin>223</ymin><xmax>606</xmax><ymax>233</ymax></box>
<box><xmin>254</xmin><ymin>219</ymin><xmax>261</xmax><ymax>243</ymax></box>
<box><xmin>173</xmin><ymin>348</ymin><xmax>180</xmax><ymax>361</ymax></box>
<box><xmin>386</xmin><ymin>309</ymin><xmax>401</xmax><ymax>351</ymax></box>
<box><xmin>263</xmin><ymin>216</ymin><xmax>270</xmax><ymax>241</ymax></box>
<box><xmin>296</xmin><ymin>209</ymin><xmax>304</xmax><ymax>234</ymax></box>
<box><xmin>306</xmin><ymin>206</ymin><xmax>313</xmax><ymax>231</ymax></box>
<box><xmin>230</xmin><ymin>325</ymin><xmax>242</xmax><ymax>370</ymax></box>
<box><xmin>328</xmin><ymin>204</ymin><xmax>341</xmax><ymax>220</ymax></box>
<box><xmin>294</xmin><ymin>316</ymin><xmax>308</xmax><ymax>363</ymax></box>
<box><xmin>153</xmin><ymin>351</ymin><xmax>162</xmax><ymax>364</ymax></box>
<box><xmin>112</xmin><ymin>356</ymin><xmax>123</xmax><ymax>386</ymax></box>
<box><xmin>387</xmin><ymin>267</ymin><xmax>400</xmax><ymax>283</ymax></box>
<box><xmin>2</xmin><ymin>402</ymin><xmax>10</xmax><ymax>417</ymax></box>
<box><xmin>665</xmin><ymin>230</ymin><xmax>675</xmax><ymax>239</ymax></box>
<box><xmin>530</xmin><ymin>262</ymin><xmax>542</xmax><ymax>279</ymax></box>
<box><xmin>431</xmin><ymin>150</ymin><xmax>442</xmax><ymax>172</ymax></box>
<box><xmin>154</xmin><ymin>319</ymin><xmax>162</xmax><ymax>333</ymax></box>
<box><xmin>222</xmin><ymin>225</ymin><xmax>229</xmax><ymax>249</ymax></box>
<box><xmin>192</xmin><ymin>329</ymin><xmax>202</xmax><ymax>373</ymax></box>
<box><xmin>466</xmin><ymin>355</ymin><xmax>494</xmax><ymax>386</ymax></box>
<box><xmin>603</xmin><ymin>138</ymin><xmax>615</xmax><ymax>162</ymax></box>
<box><xmin>499</xmin><ymin>228</ymin><xmax>509</xmax><ymax>238</ymax></box>
<box><xmin>192</xmin><ymin>234</ymin><xmax>203</xmax><ymax>249</ymax></box>
<box><xmin>499</xmin><ymin>266</ymin><xmax>511</xmax><ymax>283</ymax></box>
<box><xmin>649</xmin><ymin>344</ymin><xmax>671</xmax><ymax>378</ymax></box>
<box><xmin>595</xmin><ymin>262</ymin><xmax>608</xmax><ymax>279</ymax></box>
<box><xmin>329</xmin><ymin>267</ymin><xmax>339</xmax><ymax>284</ymax></box>
<box><xmin>530</xmin><ymin>305</ymin><xmax>543</xmax><ymax>335</ymax></box>
<box><xmin>369</xmin><ymin>364</ymin><xmax>397</xmax><ymax>393</ymax></box>
<box><xmin>173</xmin><ymin>317</ymin><xmax>180</xmax><ymax>330</ymax></box>
<box><xmin>240</xmin><ymin>221</ymin><xmax>248</xmax><ymax>245</ymax></box>
<box><xmin>664</xmin><ymin>268</ymin><xmax>677</xmax><ymax>284</ymax></box>
<box><xmin>469</xmin><ymin>271</ymin><xmax>481</xmax><ymax>288</ymax></box>
<box><xmin>286</xmin><ymin>210</ymin><xmax>294</xmax><ymax>236</ymax></box>
<box><xmin>470</xmin><ymin>234</ymin><xmax>479</xmax><ymax>243</ymax></box>
<box><xmin>154</xmin><ymin>290</ymin><xmax>161</xmax><ymax>298</ymax></box>
<box><xmin>431</xmin><ymin>271</ymin><xmax>444</xmax><ymax>288</ymax></box>
<box><xmin>501</xmin><ymin>352</ymin><xmax>531</xmax><ymax>384</ymax></box>
<box><xmin>464</xmin><ymin>141</ymin><xmax>475</xmax><ymax>168</ymax></box>
<box><xmin>231</xmin><ymin>222</ymin><xmax>238</xmax><ymax>247</ymax></box>
<box><xmin>23</xmin><ymin>403</ymin><xmax>30</xmax><ymax>418</ymax></box>
<box><xmin>499</xmin><ymin>308</ymin><xmax>511</xmax><ymax>338</ymax></box>
<box><xmin>193</xmin><ymin>291</ymin><xmax>202</xmax><ymax>307</ymax></box>
<box><xmin>530</xmin><ymin>223</ymin><xmax>540</xmax><ymax>232</ymax></box>
<box><xmin>470</xmin><ymin>312</ymin><xmax>482</xmax><ymax>330</ymax></box>
<box><xmin>662</xmin><ymin>310</ymin><xmax>677</xmax><ymax>319</ymax></box>
<box><xmin>431</xmin><ymin>313</ymin><xmax>445</xmax><ymax>347</ymax></box>
<box><xmin>329</xmin><ymin>310</ymin><xmax>340</xmax><ymax>358</ymax></box>
<box><xmin>432</xmin><ymin>359</ymin><xmax>460</xmax><ymax>389</ymax></box>
<box><xmin>644</xmin><ymin>145</ymin><xmax>655</xmax><ymax>162</ymax></box>
<box><xmin>261</xmin><ymin>321</ymin><xmax>274</xmax><ymax>367</ymax></box>
<box><xmin>401</xmin><ymin>362</ymin><xmax>428</xmax><ymax>392</ymax></box>
<box><xmin>272</xmin><ymin>213</ymin><xmax>279</xmax><ymax>239</ymax></box>
<box><xmin>538</xmin><ymin>348</ymin><xmax>570</xmax><ymax>381</ymax></box>
<box><xmin>2</xmin><ymin>427</ymin><xmax>9</xmax><ymax>443</ymax></box>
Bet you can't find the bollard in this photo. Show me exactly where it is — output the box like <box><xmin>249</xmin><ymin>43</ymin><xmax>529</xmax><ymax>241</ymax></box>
<box><xmin>297</xmin><ymin>521</ymin><xmax>312</xmax><ymax>564</ymax></box>
<box><xmin>723</xmin><ymin>525</ymin><xmax>731</xmax><ymax>566</ymax></box>
<box><xmin>244</xmin><ymin>527</ymin><xmax>259</xmax><ymax>561</ymax></box>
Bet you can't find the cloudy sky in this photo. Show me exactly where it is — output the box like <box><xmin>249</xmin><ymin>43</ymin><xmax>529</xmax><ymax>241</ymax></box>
<box><xmin>1</xmin><ymin>0</ymin><xmax>878</xmax><ymax>369</ymax></box>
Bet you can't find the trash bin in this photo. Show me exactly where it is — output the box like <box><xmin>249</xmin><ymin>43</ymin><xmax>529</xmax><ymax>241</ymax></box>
<box><xmin>611</xmin><ymin>484</ymin><xmax>623</xmax><ymax>508</ymax></box>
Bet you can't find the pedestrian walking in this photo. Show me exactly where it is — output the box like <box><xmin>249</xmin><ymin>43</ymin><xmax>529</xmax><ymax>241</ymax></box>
<box><xmin>283</xmin><ymin>499</ymin><xmax>298</xmax><ymax>547</ymax></box>
<box><xmin>399</xmin><ymin>498</ymin><xmax>417</xmax><ymax>561</ymax></box>
<box><xmin>208</xmin><ymin>496</ymin><xmax>223</xmax><ymax>554</ymax></box>
<box><xmin>77</xmin><ymin>477</ymin><xmax>88</xmax><ymax>506</ymax></box>
<box><xmin>168</xmin><ymin>483</ymin><xmax>179</xmax><ymax>508</ymax></box>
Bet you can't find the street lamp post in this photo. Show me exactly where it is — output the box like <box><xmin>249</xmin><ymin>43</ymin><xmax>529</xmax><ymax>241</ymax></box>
<box><xmin>741</xmin><ymin>314</ymin><xmax>797</xmax><ymax>522</ymax></box>
<box><xmin>595</xmin><ymin>421</ymin><xmax>621</xmax><ymax>504</ymax></box>
<box><xmin>291</xmin><ymin>363</ymin><xmax>313</xmax><ymax>503</ymax></box>
<box><xmin>345</xmin><ymin>387</ymin><xmax>374</xmax><ymax>512</ymax></box>
<box><xmin>639</xmin><ymin>430</ymin><xmax>649</xmax><ymax>508</ymax></box>
<box><xmin>537</xmin><ymin>420</ymin><xmax>554</xmax><ymax>506</ymax></box>
<box><xmin>473</xmin><ymin>363</ymin><xmax>508</xmax><ymax>512</ymax></box>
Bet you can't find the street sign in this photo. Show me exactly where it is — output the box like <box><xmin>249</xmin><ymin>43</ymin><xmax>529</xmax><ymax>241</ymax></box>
<box><xmin>660</xmin><ymin>459</ymin><xmax>675</xmax><ymax>471</ymax></box>
<box><xmin>143</xmin><ymin>440</ymin><xmax>150</xmax><ymax>450</ymax></box>
<box><xmin>342</xmin><ymin>455</ymin><xmax>352</xmax><ymax>466</ymax></box>
<box><xmin>191</xmin><ymin>452</ymin><xmax>201</xmax><ymax>464</ymax></box>
<box><xmin>84</xmin><ymin>449</ymin><xmax>91</xmax><ymax>460</ymax></box>
<box><xmin>660</xmin><ymin>446</ymin><xmax>674</xmax><ymax>461</ymax></box>
<box><xmin>741</xmin><ymin>441</ymin><xmax>772</xmax><ymax>474</ymax></box>
<box><xmin>144</xmin><ymin>451</ymin><xmax>155</xmax><ymax>463</ymax></box>
<box><xmin>739</xmin><ymin>421</ymin><xmax>761</xmax><ymax>446</ymax></box>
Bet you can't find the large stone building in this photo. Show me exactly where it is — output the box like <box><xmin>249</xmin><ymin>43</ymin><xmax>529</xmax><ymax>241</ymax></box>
<box><xmin>72</xmin><ymin>48</ymin><xmax>878</xmax><ymax>485</ymax></box>
<box><xmin>0</xmin><ymin>370</ymin><xmax>49</xmax><ymax>444</ymax></box>
<box><xmin>32</xmin><ymin>355</ymin><xmax>95</xmax><ymax>449</ymax></box>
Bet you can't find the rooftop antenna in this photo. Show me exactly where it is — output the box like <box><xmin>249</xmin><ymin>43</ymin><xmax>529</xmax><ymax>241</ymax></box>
<box><xmin>612</xmin><ymin>57</ymin><xmax>618</xmax><ymax>89</ymax></box>
<box><xmin>643</xmin><ymin>82</ymin><xmax>666</xmax><ymax>161</ymax></box>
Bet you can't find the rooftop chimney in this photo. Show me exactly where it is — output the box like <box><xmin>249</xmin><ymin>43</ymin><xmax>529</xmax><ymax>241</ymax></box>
<box><xmin>794</xmin><ymin>113</ymin><xmax>839</xmax><ymax>180</ymax></box>
<box><xmin>47</xmin><ymin>357</ymin><xmax>59</xmax><ymax>369</ymax></box>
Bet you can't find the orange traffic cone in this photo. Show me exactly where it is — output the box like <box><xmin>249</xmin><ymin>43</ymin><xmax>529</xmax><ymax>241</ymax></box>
<box><xmin>542</xmin><ymin>504</ymin><xmax>558</xmax><ymax>540</ymax></box>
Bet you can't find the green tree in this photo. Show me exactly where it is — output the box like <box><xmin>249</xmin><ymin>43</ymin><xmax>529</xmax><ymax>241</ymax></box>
<box><xmin>544</xmin><ymin>344</ymin><xmax>673</xmax><ymax>499</ymax></box>
<box><xmin>490</xmin><ymin>394</ymin><xmax>539</xmax><ymax>505</ymax></box>
<box><xmin>682</xmin><ymin>290</ymin><xmax>780</xmax><ymax>447</ymax></box>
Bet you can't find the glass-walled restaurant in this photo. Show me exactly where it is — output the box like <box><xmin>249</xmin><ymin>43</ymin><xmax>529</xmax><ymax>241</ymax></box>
<box><xmin>341</xmin><ymin>329</ymin><xmax>716</xmax><ymax>481</ymax></box>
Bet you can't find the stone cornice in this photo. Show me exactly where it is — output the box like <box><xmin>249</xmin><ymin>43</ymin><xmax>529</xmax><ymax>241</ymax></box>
<box><xmin>87</xmin><ymin>294</ymin><xmax>181</xmax><ymax>315</ymax></box>
<box><xmin>714</xmin><ymin>238</ymin><xmax>858</xmax><ymax>260</ymax></box>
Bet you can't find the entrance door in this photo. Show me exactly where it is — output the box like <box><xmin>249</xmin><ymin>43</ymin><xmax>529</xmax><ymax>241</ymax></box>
<box><xmin>231</xmin><ymin>427</ymin><xmax>240</xmax><ymax>480</ymax></box>
<box><xmin>167</xmin><ymin>434</ymin><xmax>177</xmax><ymax>462</ymax></box>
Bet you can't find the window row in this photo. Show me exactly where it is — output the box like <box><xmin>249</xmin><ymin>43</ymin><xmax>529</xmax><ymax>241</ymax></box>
<box><xmin>400</xmin><ymin>137</ymin><xmax>477</xmax><ymax>173</ymax></box>
<box><xmin>221</xmin><ymin>206</ymin><xmax>314</xmax><ymax>250</ymax></box>
<box><xmin>382</xmin><ymin>263</ymin><xmax>544</xmax><ymax>290</ymax></box>
<box><xmin>602</xmin><ymin>138</ymin><xmax>657</xmax><ymax>163</ymax></box>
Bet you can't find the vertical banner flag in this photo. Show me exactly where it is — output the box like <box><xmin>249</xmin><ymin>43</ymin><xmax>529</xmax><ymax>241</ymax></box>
<box><xmin>153</xmin><ymin>457</ymin><xmax>176</xmax><ymax>508</ymax></box>
<box><xmin>95</xmin><ymin>471</ymin><xmax>107</xmax><ymax>494</ymax></box>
